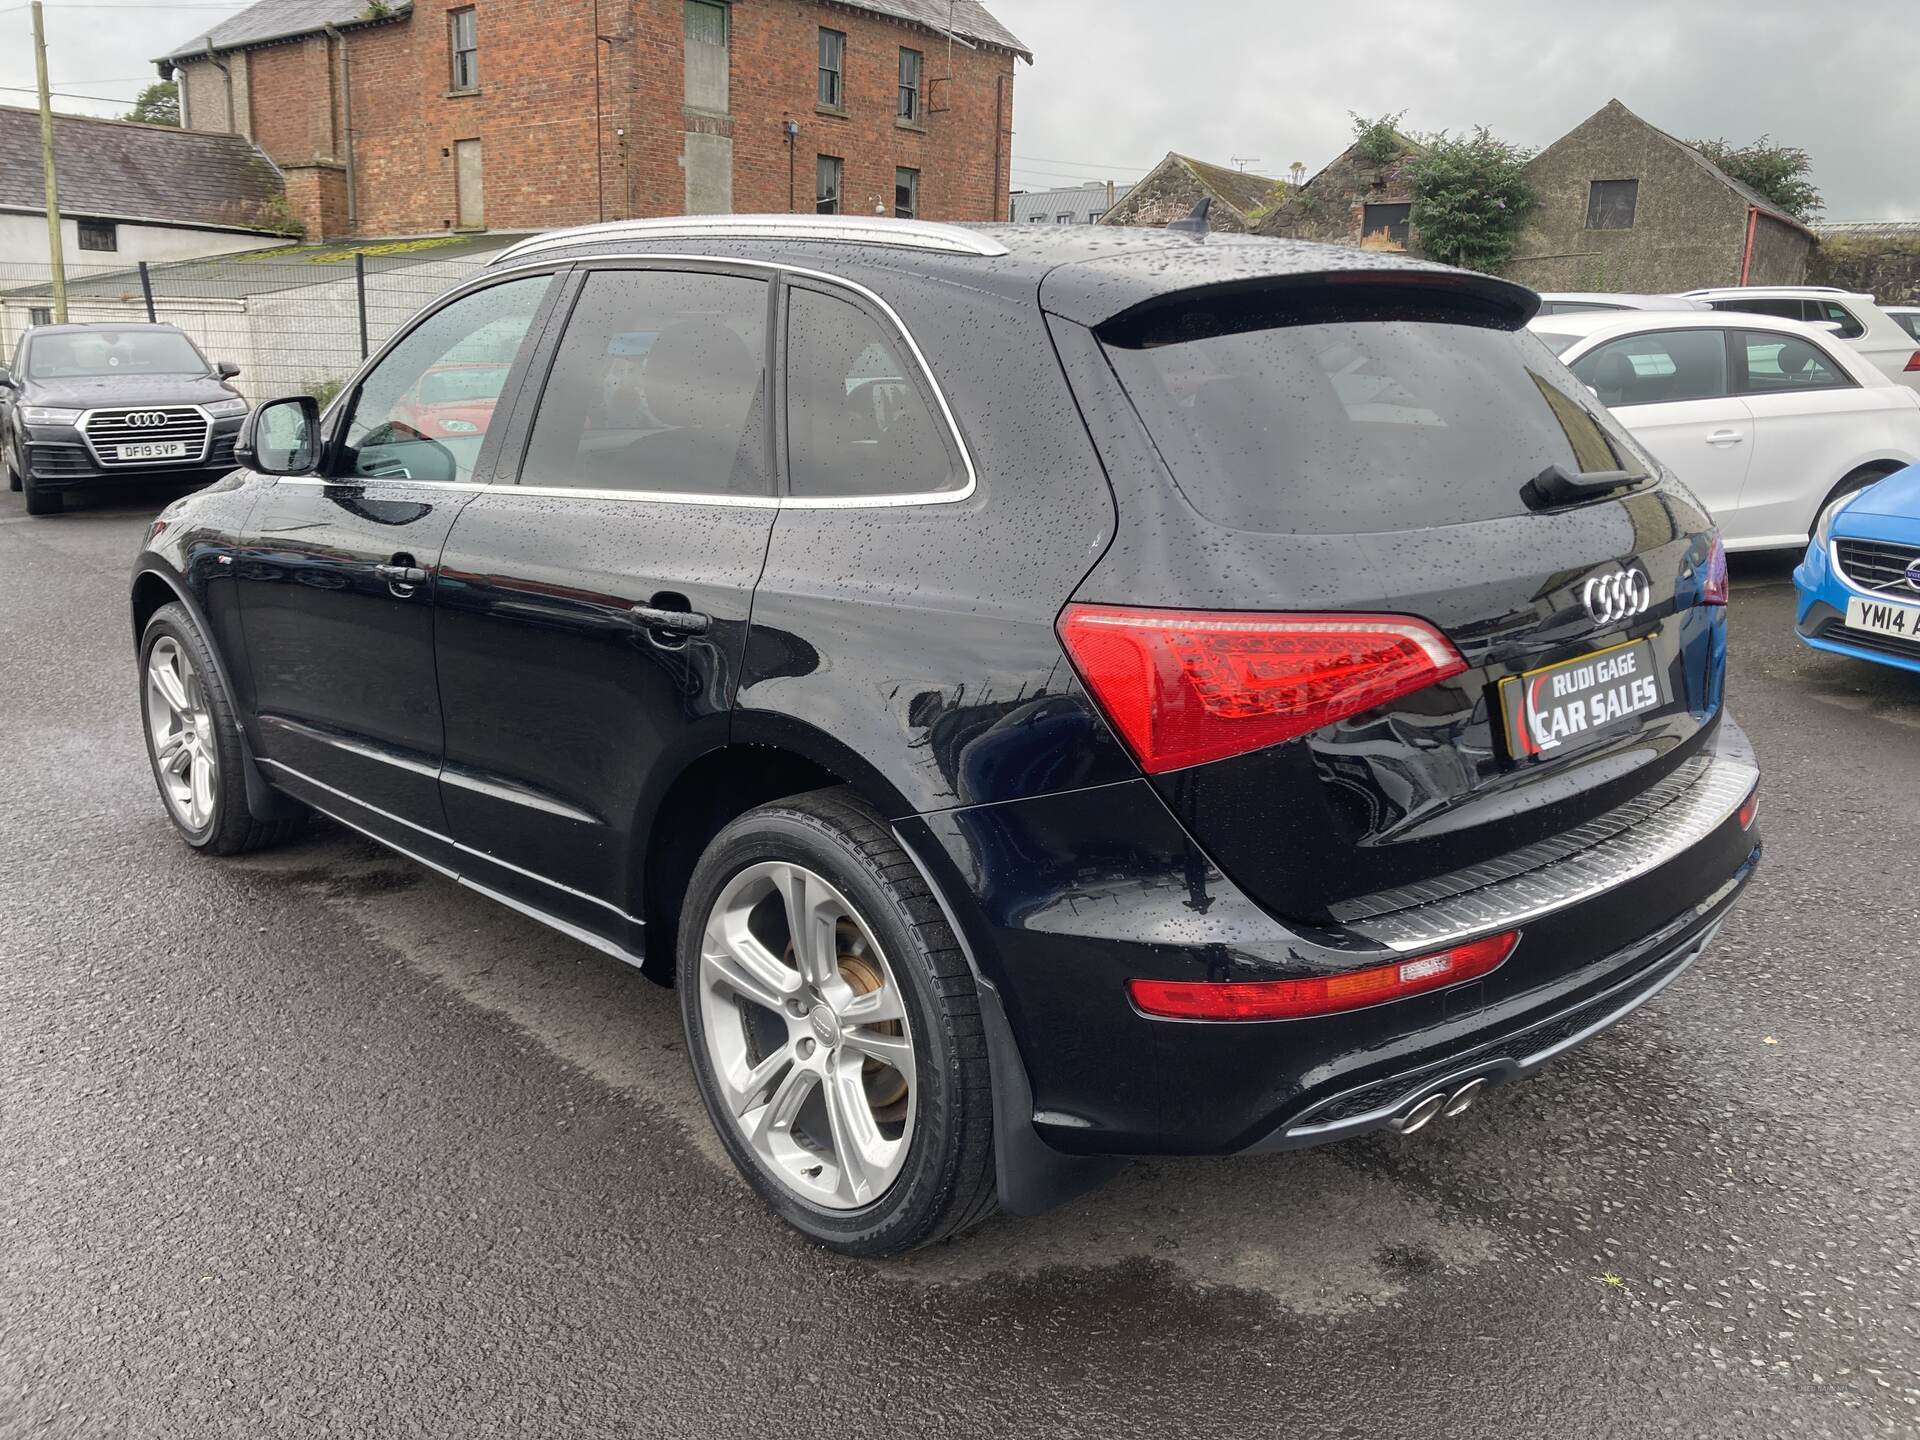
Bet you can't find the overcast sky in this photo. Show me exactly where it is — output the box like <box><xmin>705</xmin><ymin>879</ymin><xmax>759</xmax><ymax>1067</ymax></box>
<box><xmin>2</xmin><ymin>0</ymin><xmax>1914</xmax><ymax>221</ymax></box>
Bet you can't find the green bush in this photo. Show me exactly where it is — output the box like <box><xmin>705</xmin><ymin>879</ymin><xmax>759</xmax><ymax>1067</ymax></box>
<box><xmin>302</xmin><ymin>376</ymin><xmax>347</xmax><ymax>411</ymax></box>
<box><xmin>1407</xmin><ymin>128</ymin><xmax>1538</xmax><ymax>274</ymax></box>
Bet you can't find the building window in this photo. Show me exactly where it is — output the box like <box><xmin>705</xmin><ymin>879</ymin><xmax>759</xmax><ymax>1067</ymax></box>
<box><xmin>816</xmin><ymin>155</ymin><xmax>842</xmax><ymax>214</ymax></box>
<box><xmin>1027</xmin><ymin>213</ymin><xmax>1046</xmax><ymax>223</ymax></box>
<box><xmin>895</xmin><ymin>166</ymin><xmax>918</xmax><ymax>219</ymax></box>
<box><xmin>1587</xmin><ymin>179</ymin><xmax>1638</xmax><ymax>230</ymax></box>
<box><xmin>1361</xmin><ymin>202</ymin><xmax>1411</xmax><ymax>250</ymax></box>
<box><xmin>77</xmin><ymin>218</ymin><xmax>118</xmax><ymax>252</ymax></box>
<box><xmin>897</xmin><ymin>48</ymin><xmax>922</xmax><ymax>122</ymax></box>
<box><xmin>29</xmin><ymin>306</ymin><xmax>52</xmax><ymax>327</ymax></box>
<box><xmin>817</xmin><ymin>28</ymin><xmax>844</xmax><ymax>109</ymax></box>
<box><xmin>448</xmin><ymin>8</ymin><xmax>478</xmax><ymax>92</ymax></box>
<box><xmin>684</xmin><ymin>0</ymin><xmax>728</xmax><ymax>113</ymax></box>
<box><xmin>1087</xmin><ymin>210</ymin><xmax>1105</xmax><ymax>223</ymax></box>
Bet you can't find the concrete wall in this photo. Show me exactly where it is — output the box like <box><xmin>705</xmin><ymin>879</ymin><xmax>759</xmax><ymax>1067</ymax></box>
<box><xmin>1812</xmin><ymin>233</ymin><xmax>1920</xmax><ymax>305</ymax></box>
<box><xmin>0</xmin><ymin>212</ymin><xmax>278</xmax><ymax>274</ymax></box>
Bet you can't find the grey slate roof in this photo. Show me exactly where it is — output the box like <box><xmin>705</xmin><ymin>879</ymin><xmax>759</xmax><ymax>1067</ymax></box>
<box><xmin>0</xmin><ymin>105</ymin><xmax>285</xmax><ymax>233</ymax></box>
<box><xmin>822</xmin><ymin>1</ymin><xmax>1028</xmax><ymax>60</ymax></box>
<box><xmin>160</xmin><ymin>0</ymin><xmax>414</xmax><ymax>62</ymax></box>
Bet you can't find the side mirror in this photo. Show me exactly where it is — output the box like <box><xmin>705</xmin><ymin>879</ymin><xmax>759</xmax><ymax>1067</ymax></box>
<box><xmin>236</xmin><ymin>394</ymin><xmax>321</xmax><ymax>476</ymax></box>
<box><xmin>216</xmin><ymin>360</ymin><xmax>241</xmax><ymax>380</ymax></box>
<box><xmin>0</xmin><ymin>366</ymin><xmax>13</xmax><ymax>389</ymax></box>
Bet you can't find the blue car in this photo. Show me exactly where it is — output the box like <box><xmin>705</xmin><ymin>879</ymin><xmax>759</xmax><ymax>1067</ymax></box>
<box><xmin>1795</xmin><ymin>462</ymin><xmax>1920</xmax><ymax>673</ymax></box>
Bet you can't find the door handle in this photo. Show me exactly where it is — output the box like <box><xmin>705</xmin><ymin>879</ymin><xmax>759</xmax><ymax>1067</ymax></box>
<box><xmin>628</xmin><ymin>604</ymin><xmax>711</xmax><ymax>636</ymax></box>
<box><xmin>1705</xmin><ymin>429</ymin><xmax>1745</xmax><ymax>446</ymax></box>
<box><xmin>375</xmin><ymin>563</ymin><xmax>430</xmax><ymax>584</ymax></box>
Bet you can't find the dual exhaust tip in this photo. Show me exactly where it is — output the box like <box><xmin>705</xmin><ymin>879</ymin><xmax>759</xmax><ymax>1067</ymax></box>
<box><xmin>1393</xmin><ymin>1075</ymin><xmax>1489</xmax><ymax>1134</ymax></box>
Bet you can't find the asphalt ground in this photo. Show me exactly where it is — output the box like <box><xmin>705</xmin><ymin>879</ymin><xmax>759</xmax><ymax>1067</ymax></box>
<box><xmin>2</xmin><ymin>486</ymin><xmax>1916</xmax><ymax>1438</ymax></box>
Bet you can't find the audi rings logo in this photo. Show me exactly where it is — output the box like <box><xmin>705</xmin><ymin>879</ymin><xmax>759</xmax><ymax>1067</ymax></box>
<box><xmin>124</xmin><ymin>411</ymin><xmax>170</xmax><ymax>428</ymax></box>
<box><xmin>1582</xmin><ymin>568</ymin><xmax>1654</xmax><ymax>626</ymax></box>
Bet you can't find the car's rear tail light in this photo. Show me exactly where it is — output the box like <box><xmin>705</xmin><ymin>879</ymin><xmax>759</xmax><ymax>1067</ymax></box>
<box><xmin>1702</xmin><ymin>535</ymin><xmax>1728</xmax><ymax>606</ymax></box>
<box><xmin>1904</xmin><ymin>351</ymin><xmax>1920</xmax><ymax>373</ymax></box>
<box><xmin>1056</xmin><ymin>604</ymin><xmax>1467</xmax><ymax>773</ymax></box>
<box><xmin>1128</xmin><ymin>931</ymin><xmax>1520</xmax><ymax>1022</ymax></box>
<box><xmin>1737</xmin><ymin>782</ymin><xmax>1759</xmax><ymax>830</ymax></box>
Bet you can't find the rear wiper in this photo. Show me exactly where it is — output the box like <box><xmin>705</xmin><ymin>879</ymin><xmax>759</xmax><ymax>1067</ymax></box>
<box><xmin>1522</xmin><ymin>462</ymin><xmax>1647</xmax><ymax>511</ymax></box>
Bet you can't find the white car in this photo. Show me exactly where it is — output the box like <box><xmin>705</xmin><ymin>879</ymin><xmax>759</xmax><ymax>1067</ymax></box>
<box><xmin>1682</xmin><ymin>286</ymin><xmax>1920</xmax><ymax>393</ymax></box>
<box><xmin>1536</xmin><ymin>292</ymin><xmax>1712</xmax><ymax>315</ymax></box>
<box><xmin>1888</xmin><ymin>305</ymin><xmax>1920</xmax><ymax>342</ymax></box>
<box><xmin>1529</xmin><ymin>309</ymin><xmax>1920</xmax><ymax>551</ymax></box>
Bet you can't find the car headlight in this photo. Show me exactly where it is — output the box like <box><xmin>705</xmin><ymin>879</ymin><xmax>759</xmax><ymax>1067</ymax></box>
<box><xmin>1813</xmin><ymin>491</ymin><xmax>1859</xmax><ymax>546</ymax></box>
<box><xmin>20</xmin><ymin>405</ymin><xmax>82</xmax><ymax>425</ymax></box>
<box><xmin>204</xmin><ymin>398</ymin><xmax>249</xmax><ymax>417</ymax></box>
<box><xmin>439</xmin><ymin>418</ymin><xmax>478</xmax><ymax>433</ymax></box>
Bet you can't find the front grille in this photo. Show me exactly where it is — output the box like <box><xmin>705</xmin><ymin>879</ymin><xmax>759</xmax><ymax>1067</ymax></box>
<box><xmin>80</xmin><ymin>407</ymin><xmax>210</xmax><ymax>468</ymax></box>
<box><xmin>1834</xmin><ymin>537</ymin><xmax>1920</xmax><ymax>592</ymax></box>
<box><xmin>25</xmin><ymin>443</ymin><xmax>92</xmax><ymax>478</ymax></box>
<box><xmin>1817</xmin><ymin>616</ymin><xmax>1920</xmax><ymax>661</ymax></box>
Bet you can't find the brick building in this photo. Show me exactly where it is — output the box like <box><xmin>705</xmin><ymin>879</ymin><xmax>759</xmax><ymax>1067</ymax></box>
<box><xmin>158</xmin><ymin>0</ymin><xmax>1027</xmax><ymax>242</ymax></box>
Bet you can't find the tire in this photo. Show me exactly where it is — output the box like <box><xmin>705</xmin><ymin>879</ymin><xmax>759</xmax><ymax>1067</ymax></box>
<box><xmin>678</xmin><ymin>786</ymin><xmax>997</xmax><ymax>1256</ymax></box>
<box><xmin>22</xmin><ymin>472</ymin><xmax>58</xmax><ymax>515</ymax></box>
<box><xmin>1810</xmin><ymin>464</ymin><xmax>1898</xmax><ymax>542</ymax></box>
<box><xmin>138</xmin><ymin>602</ymin><xmax>305</xmax><ymax>855</ymax></box>
<box><xmin>4</xmin><ymin>442</ymin><xmax>19</xmax><ymax>492</ymax></box>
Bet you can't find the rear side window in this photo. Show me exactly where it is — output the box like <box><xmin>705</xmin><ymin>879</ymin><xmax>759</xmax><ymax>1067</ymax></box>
<box><xmin>1810</xmin><ymin>299</ymin><xmax>1866</xmax><ymax>340</ymax></box>
<box><xmin>522</xmin><ymin>268</ymin><xmax>770</xmax><ymax>497</ymax></box>
<box><xmin>784</xmin><ymin>285</ymin><xmax>960</xmax><ymax>499</ymax></box>
<box><xmin>1734</xmin><ymin>329</ymin><xmax>1852</xmax><ymax>395</ymax></box>
<box><xmin>1709</xmin><ymin>297</ymin><xmax>1803</xmax><ymax>324</ymax></box>
<box><xmin>1101</xmin><ymin>301</ymin><xmax>1642</xmax><ymax>533</ymax></box>
<box><xmin>1569</xmin><ymin>329</ymin><xmax>1729</xmax><ymax>406</ymax></box>
<box><xmin>1892</xmin><ymin>312</ymin><xmax>1920</xmax><ymax>342</ymax></box>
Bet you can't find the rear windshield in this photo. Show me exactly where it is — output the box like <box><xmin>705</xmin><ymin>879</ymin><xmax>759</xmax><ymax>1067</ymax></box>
<box><xmin>1102</xmin><ymin>306</ymin><xmax>1645</xmax><ymax>533</ymax></box>
<box><xmin>27</xmin><ymin>329</ymin><xmax>206</xmax><ymax>379</ymax></box>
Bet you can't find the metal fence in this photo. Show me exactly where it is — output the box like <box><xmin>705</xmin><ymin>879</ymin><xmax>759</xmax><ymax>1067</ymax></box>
<box><xmin>0</xmin><ymin>237</ymin><xmax>516</xmax><ymax>403</ymax></box>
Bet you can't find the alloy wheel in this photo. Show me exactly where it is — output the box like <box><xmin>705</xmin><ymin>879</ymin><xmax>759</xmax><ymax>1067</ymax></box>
<box><xmin>146</xmin><ymin>636</ymin><xmax>218</xmax><ymax>831</ymax></box>
<box><xmin>697</xmin><ymin>860</ymin><xmax>916</xmax><ymax>1210</ymax></box>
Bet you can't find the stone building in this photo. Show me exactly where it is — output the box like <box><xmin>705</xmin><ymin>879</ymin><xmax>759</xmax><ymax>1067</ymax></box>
<box><xmin>1256</xmin><ymin>129</ymin><xmax>1421</xmax><ymax>251</ymax></box>
<box><xmin>158</xmin><ymin>0</ymin><xmax>1027</xmax><ymax>241</ymax></box>
<box><xmin>1507</xmin><ymin>99</ymin><xmax>1815</xmax><ymax>292</ymax></box>
<box><xmin>1097</xmin><ymin>153</ymin><xmax>1281</xmax><ymax>233</ymax></box>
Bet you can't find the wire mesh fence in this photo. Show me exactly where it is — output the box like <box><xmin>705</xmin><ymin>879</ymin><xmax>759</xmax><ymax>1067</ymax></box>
<box><xmin>0</xmin><ymin>235</ymin><xmax>518</xmax><ymax>402</ymax></box>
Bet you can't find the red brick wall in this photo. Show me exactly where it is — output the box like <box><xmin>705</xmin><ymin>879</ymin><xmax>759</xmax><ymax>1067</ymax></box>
<box><xmin>234</xmin><ymin>0</ymin><xmax>1016</xmax><ymax>239</ymax></box>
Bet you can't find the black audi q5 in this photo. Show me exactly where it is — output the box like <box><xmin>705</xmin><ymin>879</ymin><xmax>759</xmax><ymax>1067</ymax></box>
<box><xmin>130</xmin><ymin>216</ymin><xmax>1760</xmax><ymax>1256</ymax></box>
<box><xmin>2</xmin><ymin>322</ymin><xmax>248</xmax><ymax>515</ymax></box>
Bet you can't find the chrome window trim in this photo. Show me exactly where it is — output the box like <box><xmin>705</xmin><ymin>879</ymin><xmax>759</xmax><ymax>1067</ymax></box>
<box><xmin>77</xmin><ymin>403</ymin><xmax>214</xmax><ymax>467</ymax></box>
<box><xmin>362</xmin><ymin>250</ymin><xmax>979</xmax><ymax>509</ymax></box>
<box><xmin>490</xmin><ymin>215</ymin><xmax>1010</xmax><ymax>266</ymax></box>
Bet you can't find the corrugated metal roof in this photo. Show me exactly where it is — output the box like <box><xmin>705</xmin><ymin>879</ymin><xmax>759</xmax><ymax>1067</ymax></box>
<box><xmin>0</xmin><ymin>104</ymin><xmax>284</xmax><ymax>233</ymax></box>
<box><xmin>827</xmin><ymin>1</ymin><xmax>1028</xmax><ymax>60</ymax></box>
<box><xmin>1010</xmin><ymin>182</ymin><xmax>1130</xmax><ymax>225</ymax></box>
<box><xmin>160</xmin><ymin>0</ymin><xmax>413</xmax><ymax>62</ymax></box>
<box><xmin>1818</xmin><ymin>220</ymin><xmax>1920</xmax><ymax>239</ymax></box>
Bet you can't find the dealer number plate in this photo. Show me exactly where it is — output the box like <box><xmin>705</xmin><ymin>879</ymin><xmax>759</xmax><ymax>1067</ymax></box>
<box><xmin>1498</xmin><ymin>640</ymin><xmax>1665</xmax><ymax>760</ymax></box>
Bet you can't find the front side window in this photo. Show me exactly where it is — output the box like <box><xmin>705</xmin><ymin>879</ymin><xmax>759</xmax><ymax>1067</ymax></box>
<box><xmin>1569</xmin><ymin>329</ymin><xmax>1729</xmax><ymax>407</ymax></box>
<box><xmin>338</xmin><ymin>275</ymin><xmax>550</xmax><ymax>482</ymax></box>
<box><xmin>818</xmin><ymin>28</ymin><xmax>844</xmax><ymax>108</ymax></box>
<box><xmin>785</xmin><ymin>285</ymin><xmax>959</xmax><ymax>499</ymax></box>
<box><xmin>898</xmin><ymin>48</ymin><xmax>922</xmax><ymax>121</ymax></box>
<box><xmin>77</xmin><ymin>219</ymin><xmax>117</xmax><ymax>252</ymax></box>
<box><xmin>449</xmin><ymin>8</ymin><xmax>478</xmax><ymax>91</ymax></box>
<box><xmin>816</xmin><ymin>155</ymin><xmax>842</xmax><ymax>214</ymax></box>
<box><xmin>1735</xmin><ymin>329</ymin><xmax>1851</xmax><ymax>395</ymax></box>
<box><xmin>521</xmin><ymin>268</ymin><xmax>769</xmax><ymax>497</ymax></box>
<box><xmin>1102</xmin><ymin>301</ymin><xmax>1644</xmax><ymax>534</ymax></box>
<box><xmin>1586</xmin><ymin>179</ymin><xmax>1638</xmax><ymax>229</ymax></box>
<box><xmin>894</xmin><ymin>166</ymin><xmax>918</xmax><ymax>220</ymax></box>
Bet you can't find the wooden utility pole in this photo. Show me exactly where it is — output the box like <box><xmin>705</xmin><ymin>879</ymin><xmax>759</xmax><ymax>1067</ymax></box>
<box><xmin>32</xmin><ymin>2</ymin><xmax>68</xmax><ymax>323</ymax></box>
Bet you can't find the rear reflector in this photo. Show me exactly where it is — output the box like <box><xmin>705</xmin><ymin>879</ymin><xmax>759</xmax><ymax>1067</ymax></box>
<box><xmin>1737</xmin><ymin>783</ymin><xmax>1759</xmax><ymax>830</ymax></box>
<box><xmin>1057</xmin><ymin>604</ymin><xmax>1467</xmax><ymax>773</ymax></box>
<box><xmin>1702</xmin><ymin>535</ymin><xmax>1728</xmax><ymax>606</ymax></box>
<box><xmin>1128</xmin><ymin>931</ymin><xmax>1520</xmax><ymax>1021</ymax></box>
<box><xmin>1905</xmin><ymin>351</ymin><xmax>1920</xmax><ymax>373</ymax></box>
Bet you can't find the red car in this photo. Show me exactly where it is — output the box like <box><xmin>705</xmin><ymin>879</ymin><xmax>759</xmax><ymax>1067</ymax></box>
<box><xmin>387</xmin><ymin>362</ymin><xmax>510</xmax><ymax>439</ymax></box>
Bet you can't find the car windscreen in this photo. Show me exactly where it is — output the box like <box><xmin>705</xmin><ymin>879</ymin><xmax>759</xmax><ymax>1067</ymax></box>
<box><xmin>1101</xmin><ymin>301</ymin><xmax>1645</xmax><ymax>533</ymax></box>
<box><xmin>26</xmin><ymin>330</ymin><xmax>206</xmax><ymax>379</ymax></box>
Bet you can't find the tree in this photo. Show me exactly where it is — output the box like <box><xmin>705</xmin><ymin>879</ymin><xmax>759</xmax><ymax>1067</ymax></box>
<box><xmin>125</xmin><ymin>81</ymin><xmax>179</xmax><ymax>127</ymax></box>
<box><xmin>1405</xmin><ymin>127</ymin><xmax>1538</xmax><ymax>274</ymax></box>
<box><xmin>1688</xmin><ymin>136</ymin><xmax>1822</xmax><ymax>222</ymax></box>
<box><xmin>1348</xmin><ymin>111</ymin><xmax>1409</xmax><ymax>166</ymax></box>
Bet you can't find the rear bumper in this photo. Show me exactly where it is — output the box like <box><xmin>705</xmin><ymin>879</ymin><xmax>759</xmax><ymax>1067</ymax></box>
<box><xmin>901</xmin><ymin>714</ymin><xmax>1760</xmax><ymax>1157</ymax></box>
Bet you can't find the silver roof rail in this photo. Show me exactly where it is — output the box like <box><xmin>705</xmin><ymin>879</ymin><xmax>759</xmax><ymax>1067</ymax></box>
<box><xmin>491</xmin><ymin>215</ymin><xmax>1010</xmax><ymax>267</ymax></box>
